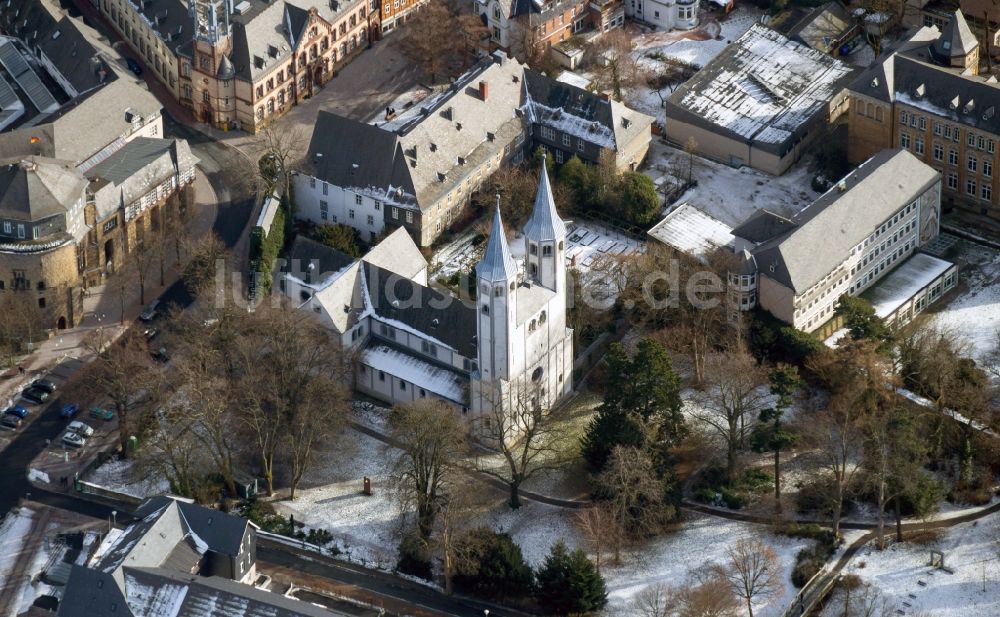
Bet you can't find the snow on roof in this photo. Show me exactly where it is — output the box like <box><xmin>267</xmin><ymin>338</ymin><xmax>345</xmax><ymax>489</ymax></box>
<box><xmin>523</xmin><ymin>94</ymin><xmax>616</xmax><ymax>150</ymax></box>
<box><xmin>668</xmin><ymin>24</ymin><xmax>853</xmax><ymax>145</ymax></box>
<box><xmin>648</xmin><ymin>203</ymin><xmax>734</xmax><ymax>260</ymax></box>
<box><xmin>864</xmin><ymin>252</ymin><xmax>954</xmax><ymax>318</ymax></box>
<box><xmin>361</xmin><ymin>345</ymin><xmax>465</xmax><ymax>402</ymax></box>
<box><xmin>555</xmin><ymin>71</ymin><xmax>591</xmax><ymax>90</ymax></box>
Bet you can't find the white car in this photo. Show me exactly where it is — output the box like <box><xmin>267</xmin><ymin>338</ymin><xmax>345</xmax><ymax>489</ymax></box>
<box><xmin>62</xmin><ymin>431</ymin><xmax>86</xmax><ymax>448</ymax></box>
<box><xmin>67</xmin><ymin>420</ymin><xmax>94</xmax><ymax>437</ymax></box>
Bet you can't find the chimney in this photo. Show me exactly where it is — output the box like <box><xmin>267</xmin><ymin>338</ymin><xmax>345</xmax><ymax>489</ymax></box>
<box><xmin>479</xmin><ymin>80</ymin><xmax>489</xmax><ymax>101</ymax></box>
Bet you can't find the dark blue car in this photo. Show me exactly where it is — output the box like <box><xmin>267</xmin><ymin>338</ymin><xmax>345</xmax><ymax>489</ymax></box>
<box><xmin>3</xmin><ymin>405</ymin><xmax>29</xmax><ymax>419</ymax></box>
<box><xmin>60</xmin><ymin>403</ymin><xmax>80</xmax><ymax>419</ymax></box>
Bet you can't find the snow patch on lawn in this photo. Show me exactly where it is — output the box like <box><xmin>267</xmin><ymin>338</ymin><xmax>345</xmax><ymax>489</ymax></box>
<box><xmin>602</xmin><ymin>514</ymin><xmax>810</xmax><ymax>616</ymax></box>
<box><xmin>827</xmin><ymin>512</ymin><xmax>1000</xmax><ymax>617</ymax></box>
<box><xmin>928</xmin><ymin>242</ymin><xmax>1000</xmax><ymax>369</ymax></box>
<box><xmin>271</xmin><ymin>430</ymin><xmax>403</xmax><ymax>571</ymax></box>
<box><xmin>643</xmin><ymin>140</ymin><xmax>816</xmax><ymax>228</ymax></box>
<box><xmin>84</xmin><ymin>457</ymin><xmax>169</xmax><ymax>499</ymax></box>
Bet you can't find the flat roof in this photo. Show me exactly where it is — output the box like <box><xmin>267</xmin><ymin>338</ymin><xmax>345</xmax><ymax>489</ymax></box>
<box><xmin>863</xmin><ymin>252</ymin><xmax>955</xmax><ymax>318</ymax></box>
<box><xmin>648</xmin><ymin>203</ymin><xmax>734</xmax><ymax>260</ymax></box>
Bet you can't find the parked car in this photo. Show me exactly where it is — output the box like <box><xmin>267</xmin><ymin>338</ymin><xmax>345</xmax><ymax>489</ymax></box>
<box><xmin>0</xmin><ymin>415</ymin><xmax>22</xmax><ymax>430</ymax></box>
<box><xmin>22</xmin><ymin>387</ymin><xmax>50</xmax><ymax>404</ymax></box>
<box><xmin>4</xmin><ymin>405</ymin><xmax>29</xmax><ymax>419</ymax></box>
<box><xmin>151</xmin><ymin>347</ymin><xmax>170</xmax><ymax>363</ymax></box>
<box><xmin>62</xmin><ymin>431</ymin><xmax>86</xmax><ymax>448</ymax></box>
<box><xmin>143</xmin><ymin>327</ymin><xmax>158</xmax><ymax>340</ymax></box>
<box><xmin>125</xmin><ymin>57</ymin><xmax>142</xmax><ymax>76</ymax></box>
<box><xmin>60</xmin><ymin>403</ymin><xmax>80</xmax><ymax>419</ymax></box>
<box><xmin>67</xmin><ymin>420</ymin><xmax>94</xmax><ymax>437</ymax></box>
<box><xmin>31</xmin><ymin>379</ymin><xmax>57</xmax><ymax>393</ymax></box>
<box><xmin>139</xmin><ymin>300</ymin><xmax>159</xmax><ymax>322</ymax></box>
<box><xmin>89</xmin><ymin>406</ymin><xmax>115</xmax><ymax>421</ymax></box>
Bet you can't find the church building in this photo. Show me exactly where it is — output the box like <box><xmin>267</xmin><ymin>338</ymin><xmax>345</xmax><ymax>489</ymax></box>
<box><xmin>280</xmin><ymin>159</ymin><xmax>574</xmax><ymax>432</ymax></box>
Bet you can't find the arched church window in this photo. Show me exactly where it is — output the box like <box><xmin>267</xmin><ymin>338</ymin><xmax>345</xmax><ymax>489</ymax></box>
<box><xmin>542</xmin><ymin>245</ymin><xmax>553</xmax><ymax>257</ymax></box>
<box><xmin>539</xmin><ymin>310</ymin><xmax>547</xmax><ymax>324</ymax></box>
<box><xmin>509</xmin><ymin>282</ymin><xmax>516</xmax><ymax>291</ymax></box>
<box><xmin>558</xmin><ymin>241</ymin><xmax>564</xmax><ymax>251</ymax></box>
<box><xmin>529</xmin><ymin>242</ymin><xmax>537</xmax><ymax>255</ymax></box>
<box><xmin>482</xmin><ymin>304</ymin><xmax>489</xmax><ymax>315</ymax></box>
<box><xmin>532</xmin><ymin>366</ymin><xmax>543</xmax><ymax>382</ymax></box>
<box><xmin>529</xmin><ymin>319</ymin><xmax>536</xmax><ymax>332</ymax></box>
<box><xmin>494</xmin><ymin>285</ymin><xmax>503</xmax><ymax>297</ymax></box>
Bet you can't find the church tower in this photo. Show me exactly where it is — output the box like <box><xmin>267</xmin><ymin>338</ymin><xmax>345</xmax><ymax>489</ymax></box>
<box><xmin>475</xmin><ymin>200</ymin><xmax>519</xmax><ymax>383</ymax></box>
<box><xmin>523</xmin><ymin>156</ymin><xmax>567</xmax><ymax>295</ymax></box>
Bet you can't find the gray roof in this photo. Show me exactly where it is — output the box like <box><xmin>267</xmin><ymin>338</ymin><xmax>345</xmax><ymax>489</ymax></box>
<box><xmin>59</xmin><ymin>565</ymin><xmax>350</xmax><ymax>617</ymax></box>
<box><xmin>306</xmin><ymin>54</ymin><xmax>529</xmax><ymax>212</ymax></box>
<box><xmin>0</xmin><ymin>157</ymin><xmax>87</xmax><ymax>222</ymax></box>
<box><xmin>304</xmin><ymin>112</ymin><xmax>416</xmax><ymax>206</ymax></box>
<box><xmin>849</xmin><ymin>27</ymin><xmax>1000</xmax><ymax>135</ymax></box>
<box><xmin>933</xmin><ymin>9</ymin><xmax>978</xmax><ymax>59</ymax></box>
<box><xmin>522</xmin><ymin>157</ymin><xmax>566</xmax><ymax>243</ymax></box>
<box><xmin>750</xmin><ymin>149</ymin><xmax>940</xmax><ymax>293</ymax></box>
<box><xmin>228</xmin><ymin>0</ymin><xmax>368</xmax><ymax>83</ymax></box>
<box><xmin>86</xmin><ymin>137</ymin><xmax>195</xmax><ymax>185</ymax></box>
<box><xmin>0</xmin><ymin>1</ymin><xmax>105</xmax><ymax>95</ymax></box>
<box><xmin>476</xmin><ymin>205</ymin><xmax>518</xmax><ymax>285</ymax></box>
<box><xmin>281</xmin><ymin>235</ymin><xmax>356</xmax><ymax>284</ymax></box>
<box><xmin>665</xmin><ymin>25</ymin><xmax>855</xmax><ymax>153</ymax></box>
<box><xmin>364</xmin><ymin>263</ymin><xmax>478</xmax><ymax>358</ymax></box>
<box><xmin>138</xmin><ymin>496</ymin><xmax>251</xmax><ymax>558</ymax></box>
<box><xmin>731</xmin><ymin>209</ymin><xmax>797</xmax><ymax>245</ymax></box>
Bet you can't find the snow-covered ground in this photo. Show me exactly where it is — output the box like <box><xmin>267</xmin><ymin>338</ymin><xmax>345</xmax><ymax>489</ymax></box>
<box><xmin>84</xmin><ymin>456</ymin><xmax>170</xmax><ymax>499</ymax></box>
<box><xmin>285</xmin><ymin>407</ymin><xmax>808</xmax><ymax>617</ymax></box>
<box><xmin>0</xmin><ymin>506</ymin><xmax>57</xmax><ymax>615</ymax></box>
<box><xmin>644</xmin><ymin>140</ymin><xmax>817</xmax><ymax>228</ymax></box>
<box><xmin>825</xmin><ymin>512</ymin><xmax>1000</xmax><ymax>617</ymax></box>
<box><xmin>272</xmin><ymin>428</ymin><xmax>403</xmax><ymax>571</ymax></box>
<box><xmin>430</xmin><ymin>219</ymin><xmax>644</xmax><ymax>285</ymax></box>
<box><xmin>928</xmin><ymin>242</ymin><xmax>1000</xmax><ymax>368</ymax></box>
<box><xmin>626</xmin><ymin>9</ymin><xmax>762</xmax><ymax>121</ymax></box>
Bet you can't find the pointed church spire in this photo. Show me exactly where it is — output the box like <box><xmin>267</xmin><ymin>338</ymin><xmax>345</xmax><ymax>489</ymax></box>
<box><xmin>524</xmin><ymin>155</ymin><xmax>566</xmax><ymax>243</ymax></box>
<box><xmin>476</xmin><ymin>196</ymin><xmax>518</xmax><ymax>283</ymax></box>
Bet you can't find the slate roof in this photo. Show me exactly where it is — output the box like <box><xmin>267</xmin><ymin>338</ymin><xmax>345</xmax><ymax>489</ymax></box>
<box><xmin>306</xmin><ymin>54</ymin><xmax>528</xmax><ymax>211</ymax></box>
<box><xmin>281</xmin><ymin>235</ymin><xmax>356</xmax><ymax>285</ymax></box>
<box><xmin>364</xmin><ymin>262</ymin><xmax>478</xmax><ymax>358</ymax></box>
<box><xmin>59</xmin><ymin>565</ymin><xmax>348</xmax><ymax>617</ymax></box>
<box><xmin>523</xmin><ymin>158</ymin><xmax>566</xmax><ymax>243</ymax></box>
<box><xmin>228</xmin><ymin>0</ymin><xmax>368</xmax><ymax>83</ymax></box>
<box><xmin>750</xmin><ymin>149</ymin><xmax>940</xmax><ymax>293</ymax></box>
<box><xmin>850</xmin><ymin>24</ymin><xmax>1000</xmax><ymax>135</ymax></box>
<box><xmin>361</xmin><ymin>226</ymin><xmax>427</xmax><ymax>282</ymax></box>
<box><xmin>85</xmin><ymin>137</ymin><xmax>195</xmax><ymax>185</ymax></box>
<box><xmin>304</xmin><ymin>112</ymin><xmax>416</xmax><ymax>206</ymax></box>
<box><xmin>476</xmin><ymin>206</ymin><xmax>518</xmax><ymax>285</ymax></box>
<box><xmin>932</xmin><ymin>9</ymin><xmax>978</xmax><ymax>60</ymax></box>
<box><xmin>731</xmin><ymin>209</ymin><xmax>797</xmax><ymax>245</ymax></box>
<box><xmin>0</xmin><ymin>157</ymin><xmax>87</xmax><ymax>221</ymax></box>
<box><xmin>0</xmin><ymin>0</ymin><xmax>105</xmax><ymax>95</ymax></box>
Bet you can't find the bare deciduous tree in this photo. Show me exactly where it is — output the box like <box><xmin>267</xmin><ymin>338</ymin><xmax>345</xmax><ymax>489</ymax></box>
<box><xmin>692</xmin><ymin>346</ymin><xmax>768</xmax><ymax>482</ymax></box>
<box><xmin>80</xmin><ymin>329</ymin><xmax>160</xmax><ymax>459</ymax></box>
<box><xmin>576</xmin><ymin>502</ymin><xmax>623</xmax><ymax>571</ymax></box>
<box><xmin>631</xmin><ymin>582</ymin><xmax>673</xmax><ymax>617</ymax></box>
<box><xmin>389</xmin><ymin>399</ymin><xmax>467</xmax><ymax>540</ymax></box>
<box><xmin>677</xmin><ymin>578</ymin><xmax>740</xmax><ymax>617</ymax></box>
<box><xmin>718</xmin><ymin>537</ymin><xmax>782</xmax><ymax>617</ymax></box>
<box><xmin>475</xmin><ymin>386</ymin><xmax>570</xmax><ymax>509</ymax></box>
<box><xmin>595</xmin><ymin>445</ymin><xmax>675</xmax><ymax>550</ymax></box>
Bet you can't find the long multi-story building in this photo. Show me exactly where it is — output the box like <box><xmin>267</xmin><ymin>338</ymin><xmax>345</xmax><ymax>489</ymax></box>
<box><xmin>847</xmin><ymin>10</ymin><xmax>1000</xmax><ymax>218</ymax></box>
<box><xmin>480</xmin><ymin>0</ymin><xmax>623</xmax><ymax>62</ymax></box>
<box><xmin>294</xmin><ymin>52</ymin><xmax>652</xmax><ymax>246</ymax></box>
<box><xmin>728</xmin><ymin>149</ymin><xmax>945</xmax><ymax>334</ymax></box>
<box><xmin>94</xmin><ymin>0</ymin><xmax>378</xmax><ymax>132</ymax></box>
